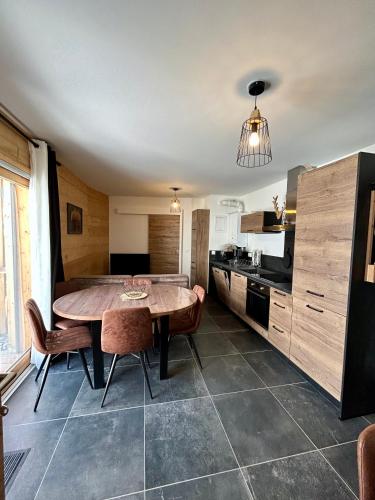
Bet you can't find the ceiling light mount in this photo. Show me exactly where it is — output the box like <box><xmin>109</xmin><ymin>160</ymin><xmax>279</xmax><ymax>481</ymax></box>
<box><xmin>248</xmin><ymin>80</ymin><xmax>266</xmax><ymax>97</ymax></box>
<box><xmin>237</xmin><ymin>79</ymin><xmax>272</xmax><ymax>168</ymax></box>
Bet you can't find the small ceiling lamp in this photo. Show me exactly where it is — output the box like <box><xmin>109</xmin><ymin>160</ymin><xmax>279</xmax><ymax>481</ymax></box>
<box><xmin>237</xmin><ymin>80</ymin><xmax>272</xmax><ymax>168</ymax></box>
<box><xmin>169</xmin><ymin>187</ymin><xmax>182</xmax><ymax>213</ymax></box>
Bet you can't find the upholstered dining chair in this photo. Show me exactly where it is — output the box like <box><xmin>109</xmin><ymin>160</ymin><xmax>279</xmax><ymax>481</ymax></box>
<box><xmin>54</xmin><ymin>281</ymin><xmax>90</xmax><ymax>370</ymax></box>
<box><xmin>169</xmin><ymin>285</ymin><xmax>206</xmax><ymax>369</ymax></box>
<box><xmin>101</xmin><ymin>306</ymin><xmax>154</xmax><ymax>407</ymax></box>
<box><xmin>358</xmin><ymin>424</ymin><xmax>375</xmax><ymax>500</ymax></box>
<box><xmin>25</xmin><ymin>299</ymin><xmax>93</xmax><ymax>411</ymax></box>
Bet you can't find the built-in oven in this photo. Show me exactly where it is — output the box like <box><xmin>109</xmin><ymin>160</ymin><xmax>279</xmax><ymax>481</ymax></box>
<box><xmin>246</xmin><ymin>279</ymin><xmax>270</xmax><ymax>329</ymax></box>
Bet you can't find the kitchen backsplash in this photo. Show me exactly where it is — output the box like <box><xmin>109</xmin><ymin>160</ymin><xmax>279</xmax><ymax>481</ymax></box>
<box><xmin>209</xmin><ymin>230</ymin><xmax>294</xmax><ymax>277</ymax></box>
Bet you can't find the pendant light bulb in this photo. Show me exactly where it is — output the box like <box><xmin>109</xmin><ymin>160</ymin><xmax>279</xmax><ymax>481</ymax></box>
<box><xmin>249</xmin><ymin>131</ymin><xmax>260</xmax><ymax>147</ymax></box>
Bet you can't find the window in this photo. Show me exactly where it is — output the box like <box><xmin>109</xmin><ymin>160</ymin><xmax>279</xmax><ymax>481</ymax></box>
<box><xmin>0</xmin><ymin>175</ymin><xmax>30</xmax><ymax>378</ymax></box>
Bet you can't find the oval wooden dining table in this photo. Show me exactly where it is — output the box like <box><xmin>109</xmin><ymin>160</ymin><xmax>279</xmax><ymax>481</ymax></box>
<box><xmin>53</xmin><ymin>284</ymin><xmax>197</xmax><ymax>389</ymax></box>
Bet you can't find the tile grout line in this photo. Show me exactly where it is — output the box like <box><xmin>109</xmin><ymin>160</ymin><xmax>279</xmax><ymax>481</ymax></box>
<box><xmin>33</xmin><ymin>376</ymin><xmax>86</xmax><ymax>500</ymax></box>
<box><xmin>240</xmin><ymin>436</ymin><xmax>359</xmax><ymax>469</ymax></box>
<box><xmin>269</xmin><ymin>387</ymin><xmax>359</xmax><ymax>500</ymax></box>
<box><xmin>211</xmin><ymin>381</ymin><xmax>307</xmax><ymax>398</ymax></box>
<box><xmin>104</xmin><ymin>467</ymin><xmax>243</xmax><ymax>499</ymax></box>
<box><xmin>186</xmin><ymin>339</ymin><xmax>254</xmax><ymax>500</ymax></box>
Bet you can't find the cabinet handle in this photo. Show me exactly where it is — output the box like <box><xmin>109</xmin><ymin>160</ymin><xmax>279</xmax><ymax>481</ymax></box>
<box><xmin>274</xmin><ymin>290</ymin><xmax>286</xmax><ymax>297</ymax></box>
<box><xmin>250</xmin><ymin>282</ymin><xmax>256</xmax><ymax>286</ymax></box>
<box><xmin>234</xmin><ymin>273</ymin><xmax>241</xmax><ymax>278</ymax></box>
<box><xmin>306</xmin><ymin>290</ymin><xmax>324</xmax><ymax>298</ymax></box>
<box><xmin>306</xmin><ymin>304</ymin><xmax>324</xmax><ymax>313</ymax></box>
<box><xmin>272</xmin><ymin>324</ymin><xmax>284</xmax><ymax>333</ymax></box>
<box><xmin>273</xmin><ymin>302</ymin><xmax>286</xmax><ymax>309</ymax></box>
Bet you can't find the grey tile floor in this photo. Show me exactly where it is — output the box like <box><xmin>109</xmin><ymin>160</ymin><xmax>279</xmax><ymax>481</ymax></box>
<box><xmin>3</xmin><ymin>296</ymin><xmax>371</xmax><ymax>499</ymax></box>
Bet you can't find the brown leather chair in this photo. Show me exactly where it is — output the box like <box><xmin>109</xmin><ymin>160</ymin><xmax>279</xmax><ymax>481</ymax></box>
<box><xmin>358</xmin><ymin>424</ymin><xmax>375</xmax><ymax>500</ymax></box>
<box><xmin>169</xmin><ymin>285</ymin><xmax>206</xmax><ymax>369</ymax></box>
<box><xmin>54</xmin><ymin>281</ymin><xmax>90</xmax><ymax>370</ymax></box>
<box><xmin>100</xmin><ymin>306</ymin><xmax>154</xmax><ymax>407</ymax></box>
<box><xmin>25</xmin><ymin>299</ymin><xmax>93</xmax><ymax>411</ymax></box>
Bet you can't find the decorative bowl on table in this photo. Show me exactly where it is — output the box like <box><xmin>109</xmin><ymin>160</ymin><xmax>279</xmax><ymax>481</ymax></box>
<box><xmin>120</xmin><ymin>278</ymin><xmax>149</xmax><ymax>300</ymax></box>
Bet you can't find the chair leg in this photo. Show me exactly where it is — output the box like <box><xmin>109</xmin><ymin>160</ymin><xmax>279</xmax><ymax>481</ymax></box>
<box><xmin>34</xmin><ymin>354</ymin><xmax>52</xmax><ymax>412</ymax></box>
<box><xmin>67</xmin><ymin>352</ymin><xmax>71</xmax><ymax>370</ymax></box>
<box><xmin>144</xmin><ymin>350</ymin><xmax>151</xmax><ymax>369</ymax></box>
<box><xmin>35</xmin><ymin>354</ymin><xmax>48</xmax><ymax>382</ymax></box>
<box><xmin>101</xmin><ymin>354</ymin><xmax>118</xmax><ymax>408</ymax></box>
<box><xmin>187</xmin><ymin>334</ymin><xmax>203</xmax><ymax>370</ymax></box>
<box><xmin>78</xmin><ymin>349</ymin><xmax>93</xmax><ymax>389</ymax></box>
<box><xmin>140</xmin><ymin>352</ymin><xmax>153</xmax><ymax>399</ymax></box>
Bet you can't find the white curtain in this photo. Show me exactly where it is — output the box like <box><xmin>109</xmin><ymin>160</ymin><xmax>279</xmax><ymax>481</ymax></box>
<box><xmin>29</xmin><ymin>140</ymin><xmax>51</xmax><ymax>366</ymax></box>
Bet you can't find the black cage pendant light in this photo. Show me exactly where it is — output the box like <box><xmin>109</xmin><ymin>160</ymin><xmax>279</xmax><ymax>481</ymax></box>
<box><xmin>236</xmin><ymin>80</ymin><xmax>272</xmax><ymax>168</ymax></box>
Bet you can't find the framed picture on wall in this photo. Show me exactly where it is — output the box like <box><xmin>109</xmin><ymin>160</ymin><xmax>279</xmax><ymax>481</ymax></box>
<box><xmin>67</xmin><ymin>203</ymin><xmax>83</xmax><ymax>234</ymax></box>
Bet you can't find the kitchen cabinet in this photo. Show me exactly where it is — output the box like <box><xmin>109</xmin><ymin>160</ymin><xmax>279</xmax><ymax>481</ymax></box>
<box><xmin>240</xmin><ymin>211</ymin><xmax>279</xmax><ymax>233</ymax></box>
<box><xmin>191</xmin><ymin>209</ymin><xmax>210</xmax><ymax>289</ymax></box>
<box><xmin>290</xmin><ymin>152</ymin><xmax>375</xmax><ymax>418</ymax></box>
<box><xmin>268</xmin><ymin>288</ymin><xmax>292</xmax><ymax>356</ymax></box>
<box><xmin>212</xmin><ymin>267</ymin><xmax>230</xmax><ymax>304</ymax></box>
<box><xmin>230</xmin><ymin>271</ymin><xmax>247</xmax><ymax>315</ymax></box>
<box><xmin>290</xmin><ymin>156</ymin><xmax>356</xmax><ymax>400</ymax></box>
<box><xmin>290</xmin><ymin>297</ymin><xmax>346</xmax><ymax>401</ymax></box>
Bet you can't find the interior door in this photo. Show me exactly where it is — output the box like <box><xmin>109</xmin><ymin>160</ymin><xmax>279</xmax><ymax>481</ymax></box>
<box><xmin>148</xmin><ymin>215</ymin><xmax>180</xmax><ymax>274</ymax></box>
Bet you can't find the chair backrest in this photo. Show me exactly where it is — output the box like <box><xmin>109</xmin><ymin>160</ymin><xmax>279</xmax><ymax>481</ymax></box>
<box><xmin>25</xmin><ymin>299</ymin><xmax>48</xmax><ymax>354</ymax></box>
<box><xmin>55</xmin><ymin>281</ymin><xmax>82</xmax><ymax>300</ymax></box>
<box><xmin>190</xmin><ymin>285</ymin><xmax>206</xmax><ymax>330</ymax></box>
<box><xmin>134</xmin><ymin>274</ymin><xmax>190</xmax><ymax>288</ymax></box>
<box><xmin>101</xmin><ymin>307</ymin><xmax>153</xmax><ymax>355</ymax></box>
<box><xmin>123</xmin><ymin>278</ymin><xmax>152</xmax><ymax>288</ymax></box>
<box><xmin>69</xmin><ymin>275</ymin><xmax>132</xmax><ymax>289</ymax></box>
<box><xmin>358</xmin><ymin>424</ymin><xmax>375</xmax><ymax>500</ymax></box>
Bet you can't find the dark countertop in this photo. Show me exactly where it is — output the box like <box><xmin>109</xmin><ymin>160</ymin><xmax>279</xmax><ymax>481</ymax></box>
<box><xmin>210</xmin><ymin>260</ymin><xmax>292</xmax><ymax>294</ymax></box>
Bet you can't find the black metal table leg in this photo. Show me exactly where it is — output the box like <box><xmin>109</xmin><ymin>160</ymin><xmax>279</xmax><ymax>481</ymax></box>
<box><xmin>91</xmin><ymin>321</ymin><xmax>105</xmax><ymax>389</ymax></box>
<box><xmin>159</xmin><ymin>315</ymin><xmax>170</xmax><ymax>380</ymax></box>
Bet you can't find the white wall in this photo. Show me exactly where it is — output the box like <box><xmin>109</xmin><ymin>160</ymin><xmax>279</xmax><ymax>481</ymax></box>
<box><xmin>109</xmin><ymin>196</ymin><xmax>193</xmax><ymax>276</ymax></box>
<box><xmin>110</xmin><ymin>214</ymin><xmax>148</xmax><ymax>253</ymax></box>
<box><xmin>200</xmin><ymin>181</ymin><xmax>287</xmax><ymax>257</ymax></box>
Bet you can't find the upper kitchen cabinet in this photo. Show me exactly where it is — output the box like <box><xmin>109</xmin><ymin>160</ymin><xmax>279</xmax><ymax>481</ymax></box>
<box><xmin>191</xmin><ymin>209</ymin><xmax>210</xmax><ymax>289</ymax></box>
<box><xmin>240</xmin><ymin>211</ymin><xmax>280</xmax><ymax>233</ymax></box>
<box><xmin>290</xmin><ymin>152</ymin><xmax>375</xmax><ymax>418</ymax></box>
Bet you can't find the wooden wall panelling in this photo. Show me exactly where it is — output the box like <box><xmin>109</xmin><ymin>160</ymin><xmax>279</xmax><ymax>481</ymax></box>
<box><xmin>58</xmin><ymin>166</ymin><xmax>109</xmax><ymax>280</ymax></box>
<box><xmin>148</xmin><ymin>214</ymin><xmax>180</xmax><ymax>274</ymax></box>
<box><xmin>0</xmin><ymin>119</ymin><xmax>30</xmax><ymax>174</ymax></box>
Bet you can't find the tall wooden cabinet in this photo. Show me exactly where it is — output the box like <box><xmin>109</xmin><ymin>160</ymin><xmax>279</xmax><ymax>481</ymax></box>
<box><xmin>290</xmin><ymin>152</ymin><xmax>375</xmax><ymax>418</ymax></box>
<box><xmin>191</xmin><ymin>209</ymin><xmax>210</xmax><ymax>289</ymax></box>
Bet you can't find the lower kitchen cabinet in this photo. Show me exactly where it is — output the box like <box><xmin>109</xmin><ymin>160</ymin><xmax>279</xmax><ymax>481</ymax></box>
<box><xmin>290</xmin><ymin>297</ymin><xmax>346</xmax><ymax>402</ymax></box>
<box><xmin>212</xmin><ymin>267</ymin><xmax>230</xmax><ymax>303</ymax></box>
<box><xmin>230</xmin><ymin>272</ymin><xmax>247</xmax><ymax>316</ymax></box>
<box><xmin>268</xmin><ymin>288</ymin><xmax>293</xmax><ymax>357</ymax></box>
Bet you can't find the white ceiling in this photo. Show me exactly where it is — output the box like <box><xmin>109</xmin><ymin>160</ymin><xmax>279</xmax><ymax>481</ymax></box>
<box><xmin>1</xmin><ymin>0</ymin><xmax>375</xmax><ymax>197</ymax></box>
